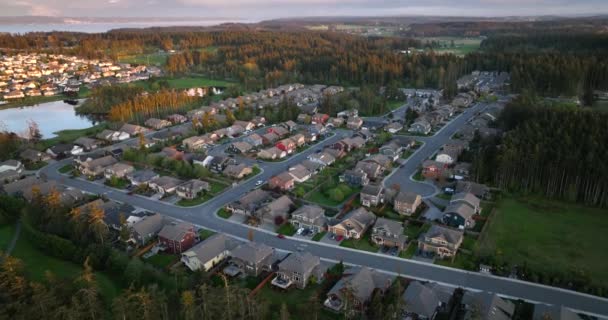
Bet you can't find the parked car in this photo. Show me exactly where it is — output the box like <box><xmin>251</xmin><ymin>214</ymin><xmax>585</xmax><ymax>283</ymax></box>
<box><xmin>277</xmin><ymin>234</ymin><xmax>285</xmax><ymax>239</ymax></box>
<box><xmin>335</xmin><ymin>235</ymin><xmax>344</xmax><ymax>241</ymax></box>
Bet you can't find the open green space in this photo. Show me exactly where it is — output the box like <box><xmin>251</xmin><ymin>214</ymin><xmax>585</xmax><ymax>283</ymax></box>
<box><xmin>478</xmin><ymin>196</ymin><xmax>608</xmax><ymax>286</ymax></box>
<box><xmin>104</xmin><ymin>177</ymin><xmax>130</xmax><ymax>189</ymax></box>
<box><xmin>59</xmin><ymin>164</ymin><xmax>75</xmax><ymax>174</ymax></box>
<box><xmin>435</xmin><ymin>253</ymin><xmax>477</xmax><ymax>270</ymax></box>
<box><xmin>217</xmin><ymin>208</ymin><xmax>232</xmax><ymax>219</ymax></box>
<box><xmin>145</xmin><ymin>253</ymin><xmax>177</xmax><ymax>269</ymax></box>
<box><xmin>177</xmin><ymin>193</ymin><xmax>213</xmax><ymax>207</ymax></box>
<box><xmin>0</xmin><ymin>224</ymin><xmax>16</xmax><ymax>251</ymax></box>
<box><xmin>418</xmin><ymin>36</ymin><xmax>482</xmax><ymax>56</ymax></box>
<box><xmin>118</xmin><ymin>52</ymin><xmax>168</xmax><ymax>66</ymax></box>
<box><xmin>339</xmin><ymin>232</ymin><xmax>378</xmax><ymax>253</ymax></box>
<box><xmin>387</xmin><ymin>100</ymin><xmax>404</xmax><ymax>111</ymax></box>
<box><xmin>1</xmin><ymin>224</ymin><xmax>120</xmax><ymax>301</ymax></box>
<box><xmin>276</xmin><ymin>223</ymin><xmax>297</xmax><ymax>236</ymax></box>
<box><xmin>36</xmin><ymin>123</ymin><xmax>108</xmax><ymax>150</ymax></box>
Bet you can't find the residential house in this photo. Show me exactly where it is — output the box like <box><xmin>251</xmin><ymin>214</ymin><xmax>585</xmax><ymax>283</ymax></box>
<box><xmin>380</xmin><ymin>141</ymin><xmax>404</xmax><ymax>161</ymax></box>
<box><xmin>227</xmin><ymin>124</ymin><xmax>245</xmax><ymax>137</ymax></box>
<box><xmin>257</xmin><ymin>147</ymin><xmax>286</xmax><ymax>160</ymax></box>
<box><xmin>394</xmin><ymin>191</ymin><xmax>422</xmax><ymax>216</ymax></box>
<box><xmin>158</xmin><ymin>222</ymin><xmax>196</xmax><ymax>254</ymax></box>
<box><xmin>104</xmin><ymin>162</ymin><xmax>135</xmax><ymax>179</ymax></box>
<box><xmin>311</xmin><ymin>113</ymin><xmax>329</xmax><ymax>125</ymax></box>
<box><xmin>328</xmin><ymin>207</ymin><xmax>376</xmax><ymax>239</ymax></box>
<box><xmin>272</xmin><ymin>252</ymin><xmax>324</xmax><ymax>289</ymax></box>
<box><xmin>340</xmin><ymin>169</ymin><xmax>370</xmax><ymax>187</ymax></box>
<box><xmin>443</xmin><ymin>203</ymin><xmax>476</xmax><ymax>229</ymax></box>
<box><xmin>435</xmin><ymin>149</ymin><xmax>459</xmax><ymax>164</ymax></box>
<box><xmin>126</xmin><ymin>170</ymin><xmax>159</xmax><ymax>186</ymax></box>
<box><xmin>276</xmin><ymin>138</ymin><xmax>297</xmax><ymax>154</ymax></box>
<box><xmin>229</xmin><ymin>242</ymin><xmax>274</xmax><ymax>276</ymax></box>
<box><xmin>371</xmin><ymin>218</ymin><xmax>407</xmax><ymax>251</ymax></box>
<box><xmin>228</xmin><ymin>141</ymin><xmax>253</xmax><ymax>154</ymax></box>
<box><xmin>183</xmin><ymin>135</ymin><xmax>213</xmax><ymax>151</ymax></box>
<box><xmin>287</xmin><ymin>164</ymin><xmax>312</xmax><ymax>183</ymax></box>
<box><xmin>402</xmin><ymin>281</ymin><xmax>454</xmax><ymax>320</ymax></box>
<box><xmin>456</xmin><ymin>181</ymin><xmax>491</xmax><ymax>200</ymax></box>
<box><xmin>131</xmin><ymin>213</ymin><xmax>165</xmax><ymax>246</ymax></box>
<box><xmin>0</xmin><ymin>169</ymin><xmax>21</xmax><ymax>184</ymax></box>
<box><xmin>309</xmin><ymin>123</ymin><xmax>327</xmax><ymax>136</ymax></box>
<box><xmin>226</xmin><ymin>189</ymin><xmax>272</xmax><ymax>216</ymax></box>
<box><xmin>453</xmin><ymin>162</ymin><xmax>472</xmax><ymax>178</ymax></box>
<box><xmin>79</xmin><ymin>155</ymin><xmax>117</xmax><ymax>177</ymax></box>
<box><xmin>301</xmin><ymin>159</ymin><xmax>324</xmax><ymax>174</ymax></box>
<box><xmin>347</xmin><ymin>117</ymin><xmax>364</xmax><ymax>130</ymax></box>
<box><xmin>46</xmin><ymin>144</ymin><xmax>83</xmax><ymax>158</ymax></box>
<box><xmin>462</xmin><ymin>292</ymin><xmax>515</xmax><ymax>320</ymax></box>
<box><xmin>340</xmin><ymin>136</ymin><xmax>366</xmax><ymax>151</ymax></box>
<box><xmin>337</xmin><ymin>109</ymin><xmax>359</xmax><ymax>119</ymax></box>
<box><xmin>297</xmin><ymin>113</ymin><xmax>311</xmax><ymax>124</ymax></box>
<box><xmin>252</xmin><ymin>116</ymin><xmax>266</xmax><ymax>127</ymax></box>
<box><xmin>365</xmin><ymin>154</ymin><xmax>393</xmax><ymax>170</ymax></box>
<box><xmin>181</xmin><ymin>233</ymin><xmax>238</xmax><ymax>272</ymax></box>
<box><xmin>176</xmin><ymin>179</ymin><xmax>210</xmax><ymax>199</ymax></box>
<box><xmin>290</xmin><ymin>205</ymin><xmax>327</xmax><ymax>233</ymax></box>
<box><xmin>269</xmin><ymin>172</ymin><xmax>295</xmax><ymax>191</ymax></box>
<box><xmin>234</xmin><ymin>120</ymin><xmax>256</xmax><ymax>131</ymax></box>
<box><xmin>418</xmin><ymin>225</ymin><xmax>464</xmax><ymax>258</ymax></box>
<box><xmin>96</xmin><ymin>129</ymin><xmax>129</xmax><ymax>142</ymax></box>
<box><xmin>0</xmin><ymin>160</ymin><xmax>23</xmax><ymax>174</ymax></box>
<box><xmin>149</xmin><ymin>176</ymin><xmax>184</xmax><ymax>195</ymax></box>
<box><xmin>422</xmin><ymin>160</ymin><xmax>448</xmax><ymax>180</ymax></box>
<box><xmin>360</xmin><ymin>184</ymin><xmax>384</xmax><ymax>207</ymax></box>
<box><xmin>120</xmin><ymin>123</ymin><xmax>149</xmax><ymax>137</ymax></box>
<box><xmin>533</xmin><ymin>304</ymin><xmax>583</xmax><ymax>320</ymax></box>
<box><xmin>167</xmin><ymin>114</ymin><xmax>187</xmax><ymax>124</ymax></box>
<box><xmin>223</xmin><ymin>163</ymin><xmax>253</xmax><ymax>179</ymax></box>
<box><xmin>355</xmin><ymin>161</ymin><xmax>384</xmax><ymax>181</ymax></box>
<box><xmin>324</xmin><ymin>267</ymin><xmax>395</xmax><ymax>312</ymax></box>
<box><xmin>330</xmin><ymin>117</ymin><xmax>345</xmax><ymax>127</ymax></box>
<box><xmin>262</xmin><ymin>132</ymin><xmax>280</xmax><ymax>145</ymax></box>
<box><xmin>19</xmin><ymin>149</ymin><xmax>50</xmax><ymax>163</ymax></box>
<box><xmin>291</xmin><ymin>133</ymin><xmax>306</xmax><ymax>147</ymax></box>
<box><xmin>409</xmin><ymin>119</ymin><xmax>432</xmax><ymax>135</ymax></box>
<box><xmin>74</xmin><ymin>137</ymin><xmax>101</xmax><ymax>151</ymax></box>
<box><xmin>324</xmin><ymin>147</ymin><xmax>346</xmax><ymax>160</ymax></box>
<box><xmin>145</xmin><ymin>118</ymin><xmax>172</xmax><ymax>130</ymax></box>
<box><xmin>254</xmin><ymin>195</ymin><xmax>294</xmax><ymax>224</ymax></box>
<box><xmin>281</xmin><ymin>120</ymin><xmax>298</xmax><ymax>132</ymax></box>
<box><xmin>450</xmin><ymin>192</ymin><xmax>481</xmax><ymax>213</ymax></box>
<box><xmin>267</xmin><ymin>126</ymin><xmax>289</xmax><ymax>138</ymax></box>
<box><xmin>209</xmin><ymin>156</ymin><xmax>235</xmax><ymax>173</ymax></box>
<box><xmin>385</xmin><ymin>122</ymin><xmax>403</xmax><ymax>134</ymax></box>
<box><xmin>243</xmin><ymin>133</ymin><xmax>263</xmax><ymax>147</ymax></box>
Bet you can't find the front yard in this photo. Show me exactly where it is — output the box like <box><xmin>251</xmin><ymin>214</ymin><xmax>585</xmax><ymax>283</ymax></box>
<box><xmin>339</xmin><ymin>232</ymin><xmax>378</xmax><ymax>253</ymax></box>
<box><xmin>176</xmin><ymin>193</ymin><xmax>213</xmax><ymax>207</ymax></box>
<box><xmin>276</xmin><ymin>223</ymin><xmax>297</xmax><ymax>236</ymax></box>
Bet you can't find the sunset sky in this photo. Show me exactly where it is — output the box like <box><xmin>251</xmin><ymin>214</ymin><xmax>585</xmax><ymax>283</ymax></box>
<box><xmin>2</xmin><ymin>0</ymin><xmax>607</xmax><ymax>19</ymax></box>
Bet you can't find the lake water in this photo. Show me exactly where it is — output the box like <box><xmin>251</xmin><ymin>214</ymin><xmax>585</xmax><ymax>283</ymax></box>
<box><xmin>0</xmin><ymin>100</ymin><xmax>96</xmax><ymax>139</ymax></box>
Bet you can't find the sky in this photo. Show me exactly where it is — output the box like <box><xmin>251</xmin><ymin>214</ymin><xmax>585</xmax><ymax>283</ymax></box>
<box><xmin>1</xmin><ymin>0</ymin><xmax>608</xmax><ymax>20</ymax></box>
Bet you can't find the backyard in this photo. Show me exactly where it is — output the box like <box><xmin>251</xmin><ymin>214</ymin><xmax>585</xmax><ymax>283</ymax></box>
<box><xmin>477</xmin><ymin>196</ymin><xmax>608</xmax><ymax>286</ymax></box>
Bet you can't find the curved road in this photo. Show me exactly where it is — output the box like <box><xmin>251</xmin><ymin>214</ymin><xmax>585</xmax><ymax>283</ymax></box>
<box><xmin>40</xmin><ymin>102</ymin><xmax>608</xmax><ymax>317</ymax></box>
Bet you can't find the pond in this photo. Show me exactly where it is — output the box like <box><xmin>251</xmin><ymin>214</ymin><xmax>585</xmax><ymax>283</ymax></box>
<box><xmin>0</xmin><ymin>100</ymin><xmax>97</xmax><ymax>139</ymax></box>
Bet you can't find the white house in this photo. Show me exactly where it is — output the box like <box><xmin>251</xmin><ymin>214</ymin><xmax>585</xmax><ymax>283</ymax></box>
<box><xmin>181</xmin><ymin>234</ymin><xmax>237</xmax><ymax>272</ymax></box>
<box><xmin>0</xmin><ymin>160</ymin><xmax>24</xmax><ymax>174</ymax></box>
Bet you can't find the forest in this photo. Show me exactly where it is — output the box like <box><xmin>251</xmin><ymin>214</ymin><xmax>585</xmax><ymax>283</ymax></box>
<box><xmin>472</xmin><ymin>95</ymin><xmax>608</xmax><ymax>208</ymax></box>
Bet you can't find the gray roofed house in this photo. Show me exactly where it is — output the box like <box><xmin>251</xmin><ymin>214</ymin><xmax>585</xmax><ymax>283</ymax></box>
<box><xmin>288</xmin><ymin>164</ymin><xmax>312</xmax><ymax>183</ymax></box>
<box><xmin>360</xmin><ymin>184</ymin><xmax>384</xmax><ymax>207</ymax></box>
<box><xmin>371</xmin><ymin>218</ymin><xmax>408</xmax><ymax>251</ymax></box>
<box><xmin>149</xmin><ymin>176</ymin><xmax>184</xmax><ymax>195</ymax></box>
<box><xmin>254</xmin><ymin>195</ymin><xmax>294</xmax><ymax>224</ymax></box>
<box><xmin>462</xmin><ymin>292</ymin><xmax>515</xmax><ymax>320</ymax></box>
<box><xmin>418</xmin><ymin>225</ymin><xmax>464</xmax><ymax>258</ymax></box>
<box><xmin>394</xmin><ymin>191</ymin><xmax>422</xmax><ymax>216</ymax></box>
<box><xmin>443</xmin><ymin>203</ymin><xmax>476</xmax><ymax>229</ymax></box>
<box><xmin>126</xmin><ymin>170</ymin><xmax>159</xmax><ymax>186</ymax></box>
<box><xmin>301</xmin><ymin>159</ymin><xmax>324</xmax><ymax>173</ymax></box>
<box><xmin>229</xmin><ymin>242</ymin><xmax>275</xmax><ymax>276</ymax></box>
<box><xmin>456</xmin><ymin>181</ymin><xmax>491</xmax><ymax>200</ymax></box>
<box><xmin>340</xmin><ymin>169</ymin><xmax>370</xmax><ymax>187</ymax></box>
<box><xmin>176</xmin><ymin>179</ymin><xmax>210</xmax><ymax>199</ymax></box>
<box><xmin>0</xmin><ymin>169</ymin><xmax>21</xmax><ymax>185</ymax></box>
<box><xmin>120</xmin><ymin>123</ymin><xmax>150</xmax><ymax>136</ymax></box>
<box><xmin>1</xmin><ymin>175</ymin><xmax>39</xmax><ymax>196</ymax></box>
<box><xmin>226</xmin><ymin>189</ymin><xmax>272</xmax><ymax>216</ymax></box>
<box><xmin>402</xmin><ymin>281</ymin><xmax>455</xmax><ymax>319</ymax></box>
<box><xmin>78</xmin><ymin>155</ymin><xmax>118</xmax><ymax>177</ymax></box>
<box><xmin>533</xmin><ymin>305</ymin><xmax>583</xmax><ymax>320</ymax></box>
<box><xmin>104</xmin><ymin>162</ymin><xmax>135</xmax><ymax>179</ymax></box>
<box><xmin>130</xmin><ymin>213</ymin><xmax>165</xmax><ymax>245</ymax></box>
<box><xmin>20</xmin><ymin>148</ymin><xmax>51</xmax><ymax>163</ymax></box>
<box><xmin>74</xmin><ymin>137</ymin><xmax>102</xmax><ymax>151</ymax></box>
<box><xmin>223</xmin><ymin>163</ymin><xmax>253</xmax><ymax>179</ymax></box>
<box><xmin>290</xmin><ymin>205</ymin><xmax>327</xmax><ymax>233</ymax></box>
<box><xmin>450</xmin><ymin>192</ymin><xmax>481</xmax><ymax>213</ymax></box>
<box><xmin>181</xmin><ymin>233</ymin><xmax>238</xmax><ymax>272</ymax></box>
<box><xmin>307</xmin><ymin>151</ymin><xmax>335</xmax><ymax>166</ymax></box>
<box><xmin>273</xmin><ymin>252</ymin><xmax>324</xmax><ymax>289</ymax></box>
<box><xmin>355</xmin><ymin>161</ymin><xmax>384</xmax><ymax>180</ymax></box>
<box><xmin>325</xmin><ymin>267</ymin><xmax>395</xmax><ymax>312</ymax></box>
<box><xmin>328</xmin><ymin>207</ymin><xmax>376</xmax><ymax>240</ymax></box>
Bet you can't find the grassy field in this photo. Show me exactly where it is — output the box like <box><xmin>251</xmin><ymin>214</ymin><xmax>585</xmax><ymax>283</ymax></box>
<box><xmin>0</xmin><ymin>224</ymin><xmax>120</xmax><ymax>301</ymax></box>
<box><xmin>165</xmin><ymin>76</ymin><xmax>235</xmax><ymax>89</ymax></box>
<box><xmin>199</xmin><ymin>228</ymin><xmax>216</xmax><ymax>241</ymax></box>
<box><xmin>217</xmin><ymin>208</ymin><xmax>232</xmax><ymax>219</ymax></box>
<box><xmin>276</xmin><ymin>223</ymin><xmax>297</xmax><ymax>236</ymax></box>
<box><xmin>418</xmin><ymin>36</ymin><xmax>482</xmax><ymax>56</ymax></box>
<box><xmin>146</xmin><ymin>253</ymin><xmax>177</xmax><ymax>269</ymax></box>
<box><xmin>118</xmin><ymin>52</ymin><xmax>168</xmax><ymax>66</ymax></box>
<box><xmin>0</xmin><ymin>224</ymin><xmax>16</xmax><ymax>251</ymax></box>
<box><xmin>36</xmin><ymin>123</ymin><xmax>108</xmax><ymax>150</ymax></box>
<box><xmin>478</xmin><ymin>196</ymin><xmax>608</xmax><ymax>286</ymax></box>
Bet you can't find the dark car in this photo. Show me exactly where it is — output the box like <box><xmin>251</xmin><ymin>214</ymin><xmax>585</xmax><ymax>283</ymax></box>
<box><xmin>277</xmin><ymin>234</ymin><xmax>285</xmax><ymax>239</ymax></box>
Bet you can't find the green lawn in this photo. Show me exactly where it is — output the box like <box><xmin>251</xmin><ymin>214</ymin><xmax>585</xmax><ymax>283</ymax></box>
<box><xmin>0</xmin><ymin>224</ymin><xmax>16</xmax><ymax>251</ymax></box>
<box><xmin>339</xmin><ymin>232</ymin><xmax>378</xmax><ymax>253</ymax></box>
<box><xmin>166</xmin><ymin>77</ymin><xmax>235</xmax><ymax>89</ymax></box>
<box><xmin>217</xmin><ymin>208</ymin><xmax>232</xmax><ymax>219</ymax></box>
<box><xmin>461</xmin><ymin>235</ymin><xmax>477</xmax><ymax>252</ymax></box>
<box><xmin>306</xmin><ymin>184</ymin><xmax>361</xmax><ymax>207</ymax></box>
<box><xmin>412</xmin><ymin>169</ymin><xmax>424</xmax><ymax>181</ymax></box>
<box><xmin>387</xmin><ymin>100</ymin><xmax>405</xmax><ymax>111</ymax></box>
<box><xmin>400</xmin><ymin>242</ymin><xmax>417</xmax><ymax>259</ymax></box>
<box><xmin>478</xmin><ymin>196</ymin><xmax>608</xmax><ymax>286</ymax></box>
<box><xmin>104</xmin><ymin>177</ymin><xmax>130</xmax><ymax>189</ymax></box>
<box><xmin>118</xmin><ymin>52</ymin><xmax>168</xmax><ymax>66</ymax></box>
<box><xmin>199</xmin><ymin>228</ymin><xmax>216</xmax><ymax>240</ymax></box>
<box><xmin>145</xmin><ymin>253</ymin><xmax>177</xmax><ymax>269</ymax></box>
<box><xmin>312</xmin><ymin>232</ymin><xmax>326</xmax><ymax>242</ymax></box>
<box><xmin>418</xmin><ymin>36</ymin><xmax>482</xmax><ymax>56</ymax></box>
<box><xmin>36</xmin><ymin>123</ymin><xmax>108</xmax><ymax>150</ymax></box>
<box><xmin>435</xmin><ymin>253</ymin><xmax>477</xmax><ymax>271</ymax></box>
<box><xmin>3</xmin><ymin>224</ymin><xmax>120</xmax><ymax>301</ymax></box>
<box><xmin>276</xmin><ymin>223</ymin><xmax>297</xmax><ymax>236</ymax></box>
<box><xmin>176</xmin><ymin>193</ymin><xmax>212</xmax><ymax>207</ymax></box>
<box><xmin>58</xmin><ymin>164</ymin><xmax>74</xmax><ymax>174</ymax></box>
<box><xmin>209</xmin><ymin>181</ymin><xmax>229</xmax><ymax>194</ymax></box>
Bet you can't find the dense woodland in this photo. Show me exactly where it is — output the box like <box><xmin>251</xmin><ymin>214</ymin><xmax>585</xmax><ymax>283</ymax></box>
<box><xmin>472</xmin><ymin>95</ymin><xmax>608</xmax><ymax>208</ymax></box>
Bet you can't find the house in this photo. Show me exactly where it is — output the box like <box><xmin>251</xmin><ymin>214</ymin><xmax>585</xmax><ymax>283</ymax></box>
<box><xmin>533</xmin><ymin>304</ymin><xmax>583</xmax><ymax>320</ymax></box>
<box><xmin>120</xmin><ymin>124</ymin><xmax>149</xmax><ymax>137</ymax></box>
<box><xmin>371</xmin><ymin>218</ymin><xmax>407</xmax><ymax>250</ymax></box>
<box><xmin>360</xmin><ymin>184</ymin><xmax>384</xmax><ymax>207</ymax></box>
<box><xmin>281</xmin><ymin>120</ymin><xmax>298</xmax><ymax>132</ymax></box>
<box><xmin>355</xmin><ymin>161</ymin><xmax>384</xmax><ymax>181</ymax></box>
<box><xmin>297</xmin><ymin>113</ymin><xmax>311</xmax><ymax>124</ymax></box>
<box><xmin>243</xmin><ymin>133</ymin><xmax>263</xmax><ymax>147</ymax></box>
<box><xmin>328</xmin><ymin>207</ymin><xmax>376</xmax><ymax>240</ymax></box>
<box><xmin>167</xmin><ymin>114</ymin><xmax>187</xmax><ymax>124</ymax></box>
<box><xmin>402</xmin><ymin>281</ymin><xmax>454</xmax><ymax>320</ymax></box>
<box><xmin>435</xmin><ymin>149</ymin><xmax>459</xmax><ymax>164</ymax></box>
<box><xmin>450</xmin><ymin>192</ymin><xmax>481</xmax><ymax>213</ymax></box>
<box><xmin>291</xmin><ymin>133</ymin><xmax>306</xmax><ymax>147</ymax></box>
<box><xmin>365</xmin><ymin>154</ymin><xmax>393</xmax><ymax>170</ymax></box>
<box><xmin>183</xmin><ymin>135</ymin><xmax>212</xmax><ymax>151</ymax></box>
<box><xmin>226</xmin><ymin>189</ymin><xmax>272</xmax><ymax>216</ymax></box>
<box><xmin>443</xmin><ymin>203</ymin><xmax>476</xmax><ymax>229</ymax></box>
<box><xmin>0</xmin><ymin>160</ymin><xmax>23</xmax><ymax>174</ymax></box>
<box><xmin>145</xmin><ymin>118</ymin><xmax>172</xmax><ymax>130</ymax></box>
<box><xmin>290</xmin><ymin>205</ymin><xmax>327</xmax><ymax>233</ymax></box>
<box><xmin>227</xmin><ymin>124</ymin><xmax>245</xmax><ymax>137</ymax></box>
<box><xmin>0</xmin><ymin>169</ymin><xmax>21</xmax><ymax>184</ymax></box>
<box><xmin>79</xmin><ymin>155</ymin><xmax>118</xmax><ymax>177</ymax></box>
<box><xmin>131</xmin><ymin>213</ymin><xmax>165</xmax><ymax>246</ymax></box>
<box><xmin>456</xmin><ymin>181</ymin><xmax>491</xmax><ymax>199</ymax></box>
<box><xmin>409</xmin><ymin>119</ymin><xmax>432</xmax><ymax>135</ymax></box>
<box><xmin>308</xmin><ymin>152</ymin><xmax>336</xmax><ymax>167</ymax></box>
<box><xmin>209</xmin><ymin>156</ymin><xmax>235</xmax><ymax>173</ymax></box>
<box><xmin>74</xmin><ymin>137</ymin><xmax>101</xmax><ymax>151</ymax></box>
<box><xmin>347</xmin><ymin>117</ymin><xmax>364</xmax><ymax>130</ymax></box>
<box><xmin>287</xmin><ymin>164</ymin><xmax>311</xmax><ymax>183</ymax></box>
<box><xmin>379</xmin><ymin>141</ymin><xmax>405</xmax><ymax>161</ymax></box>
<box><xmin>422</xmin><ymin>160</ymin><xmax>448</xmax><ymax>179</ymax></box>
<box><xmin>462</xmin><ymin>292</ymin><xmax>515</xmax><ymax>320</ymax></box>
<box><xmin>104</xmin><ymin>162</ymin><xmax>135</xmax><ymax>179</ymax></box>
<box><xmin>276</xmin><ymin>138</ymin><xmax>297</xmax><ymax>154</ymax></box>
<box><xmin>46</xmin><ymin>144</ymin><xmax>83</xmax><ymax>158</ymax></box>
<box><xmin>126</xmin><ymin>170</ymin><xmax>159</xmax><ymax>186</ymax></box>
<box><xmin>311</xmin><ymin>113</ymin><xmax>329</xmax><ymax>125</ymax></box>
<box><xmin>19</xmin><ymin>149</ymin><xmax>50</xmax><ymax>163</ymax></box>
<box><xmin>257</xmin><ymin>147</ymin><xmax>286</xmax><ymax>160</ymax></box>
<box><xmin>340</xmin><ymin>169</ymin><xmax>370</xmax><ymax>187</ymax></box>
<box><xmin>234</xmin><ymin>120</ymin><xmax>256</xmax><ymax>131</ymax></box>
<box><xmin>337</xmin><ymin>109</ymin><xmax>358</xmax><ymax>119</ymax></box>
<box><xmin>269</xmin><ymin>172</ymin><xmax>295</xmax><ymax>191</ymax></box>
<box><xmin>301</xmin><ymin>159</ymin><xmax>324</xmax><ymax>174</ymax></box>
<box><xmin>158</xmin><ymin>222</ymin><xmax>196</xmax><ymax>254</ymax></box>
<box><xmin>418</xmin><ymin>225</ymin><xmax>464</xmax><ymax>258</ymax></box>
<box><xmin>254</xmin><ymin>195</ymin><xmax>294</xmax><ymax>224</ymax></box>
<box><xmin>262</xmin><ymin>132</ymin><xmax>280</xmax><ymax>145</ymax></box>
<box><xmin>453</xmin><ymin>162</ymin><xmax>472</xmax><ymax>178</ymax></box>
<box><xmin>152</xmin><ymin>129</ymin><xmax>182</xmax><ymax>143</ymax></box>
<box><xmin>272</xmin><ymin>252</ymin><xmax>325</xmax><ymax>289</ymax></box>
<box><xmin>309</xmin><ymin>123</ymin><xmax>327</xmax><ymax>135</ymax></box>
<box><xmin>223</xmin><ymin>163</ymin><xmax>253</xmax><ymax>179</ymax></box>
<box><xmin>176</xmin><ymin>179</ymin><xmax>210</xmax><ymax>199</ymax></box>
<box><xmin>324</xmin><ymin>267</ymin><xmax>395</xmax><ymax>312</ymax></box>
<box><xmin>267</xmin><ymin>126</ymin><xmax>289</xmax><ymax>138</ymax></box>
<box><xmin>149</xmin><ymin>176</ymin><xmax>184</xmax><ymax>195</ymax></box>
<box><xmin>385</xmin><ymin>122</ymin><xmax>404</xmax><ymax>134</ymax></box>
<box><xmin>251</xmin><ymin>116</ymin><xmax>266</xmax><ymax>127</ymax></box>
<box><xmin>330</xmin><ymin>117</ymin><xmax>345</xmax><ymax>127</ymax></box>
<box><xmin>394</xmin><ymin>191</ymin><xmax>422</xmax><ymax>216</ymax></box>
<box><xmin>96</xmin><ymin>129</ymin><xmax>129</xmax><ymax>142</ymax></box>
<box><xmin>229</xmin><ymin>242</ymin><xmax>274</xmax><ymax>276</ymax></box>
<box><xmin>339</xmin><ymin>136</ymin><xmax>366</xmax><ymax>151</ymax></box>
<box><xmin>228</xmin><ymin>141</ymin><xmax>253</xmax><ymax>154</ymax></box>
<box><xmin>181</xmin><ymin>233</ymin><xmax>238</xmax><ymax>272</ymax></box>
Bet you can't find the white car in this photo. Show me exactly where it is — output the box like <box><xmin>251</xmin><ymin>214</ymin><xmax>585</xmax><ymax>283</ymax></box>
<box><xmin>296</xmin><ymin>228</ymin><xmax>305</xmax><ymax>235</ymax></box>
<box><xmin>255</xmin><ymin>180</ymin><xmax>264</xmax><ymax>186</ymax></box>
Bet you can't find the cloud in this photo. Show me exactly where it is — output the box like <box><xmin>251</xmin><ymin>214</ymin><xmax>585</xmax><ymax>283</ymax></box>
<box><xmin>14</xmin><ymin>0</ymin><xmax>61</xmax><ymax>16</ymax></box>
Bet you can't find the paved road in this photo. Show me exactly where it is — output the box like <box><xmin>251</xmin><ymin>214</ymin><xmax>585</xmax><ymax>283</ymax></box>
<box><xmin>40</xmin><ymin>105</ymin><xmax>608</xmax><ymax>317</ymax></box>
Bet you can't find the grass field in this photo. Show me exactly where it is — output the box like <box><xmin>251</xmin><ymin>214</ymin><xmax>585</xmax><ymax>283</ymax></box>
<box><xmin>217</xmin><ymin>208</ymin><xmax>232</xmax><ymax>219</ymax></box>
<box><xmin>0</xmin><ymin>224</ymin><xmax>120</xmax><ymax>301</ymax></box>
<box><xmin>118</xmin><ymin>52</ymin><xmax>168</xmax><ymax>66</ymax></box>
<box><xmin>166</xmin><ymin>77</ymin><xmax>235</xmax><ymax>89</ymax></box>
<box><xmin>478</xmin><ymin>196</ymin><xmax>608</xmax><ymax>286</ymax></box>
<box><xmin>0</xmin><ymin>224</ymin><xmax>16</xmax><ymax>251</ymax></box>
<box><xmin>36</xmin><ymin>123</ymin><xmax>108</xmax><ymax>150</ymax></box>
<box><xmin>276</xmin><ymin>223</ymin><xmax>297</xmax><ymax>236</ymax></box>
<box><xmin>146</xmin><ymin>253</ymin><xmax>177</xmax><ymax>269</ymax></box>
<box><xmin>418</xmin><ymin>36</ymin><xmax>482</xmax><ymax>56</ymax></box>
